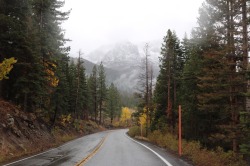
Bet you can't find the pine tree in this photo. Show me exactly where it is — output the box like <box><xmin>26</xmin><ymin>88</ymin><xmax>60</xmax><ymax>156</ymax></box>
<box><xmin>88</xmin><ymin>65</ymin><xmax>98</xmax><ymax>122</ymax></box>
<box><xmin>98</xmin><ymin>62</ymin><xmax>106</xmax><ymax>124</ymax></box>
<box><xmin>77</xmin><ymin>58</ymin><xmax>88</xmax><ymax>119</ymax></box>
<box><xmin>68</xmin><ymin>61</ymin><xmax>77</xmax><ymax>114</ymax></box>
<box><xmin>0</xmin><ymin>0</ymin><xmax>45</xmax><ymax>112</ymax></box>
<box><xmin>50</xmin><ymin>54</ymin><xmax>70</xmax><ymax>126</ymax></box>
<box><xmin>31</xmin><ymin>0</ymin><xmax>70</xmax><ymax>112</ymax></box>
<box><xmin>152</xmin><ymin>30</ymin><xmax>183</xmax><ymax>132</ymax></box>
<box><xmin>0</xmin><ymin>0</ymin><xmax>70</xmax><ymax>114</ymax></box>
<box><xmin>181</xmin><ymin>37</ymin><xmax>203</xmax><ymax>140</ymax></box>
<box><xmin>184</xmin><ymin>0</ymin><xmax>248</xmax><ymax>151</ymax></box>
<box><xmin>107</xmin><ymin>83</ymin><xmax>120</xmax><ymax>124</ymax></box>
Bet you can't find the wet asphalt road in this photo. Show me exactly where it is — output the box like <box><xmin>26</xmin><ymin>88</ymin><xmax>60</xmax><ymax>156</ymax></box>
<box><xmin>3</xmin><ymin>131</ymin><xmax>108</xmax><ymax>166</ymax></box>
<box><xmin>3</xmin><ymin>129</ymin><xmax>191</xmax><ymax>166</ymax></box>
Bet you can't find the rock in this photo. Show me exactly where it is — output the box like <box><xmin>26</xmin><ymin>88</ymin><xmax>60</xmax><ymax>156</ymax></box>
<box><xmin>7</xmin><ymin>114</ymin><xmax>14</xmax><ymax>127</ymax></box>
<box><xmin>14</xmin><ymin>108</ymin><xmax>19</xmax><ymax>115</ymax></box>
<box><xmin>2</xmin><ymin>123</ymin><xmax>6</xmax><ymax>128</ymax></box>
<box><xmin>12</xmin><ymin>127</ymin><xmax>21</xmax><ymax>137</ymax></box>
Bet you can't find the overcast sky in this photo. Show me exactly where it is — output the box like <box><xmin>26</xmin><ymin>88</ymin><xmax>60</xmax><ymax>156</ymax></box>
<box><xmin>62</xmin><ymin>0</ymin><xmax>204</xmax><ymax>56</ymax></box>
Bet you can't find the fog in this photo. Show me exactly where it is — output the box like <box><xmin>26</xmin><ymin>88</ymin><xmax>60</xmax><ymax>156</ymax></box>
<box><xmin>61</xmin><ymin>0</ymin><xmax>204</xmax><ymax>56</ymax></box>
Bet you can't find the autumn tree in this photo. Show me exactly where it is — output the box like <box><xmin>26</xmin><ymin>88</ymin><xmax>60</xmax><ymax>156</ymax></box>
<box><xmin>0</xmin><ymin>58</ymin><xmax>17</xmax><ymax>80</ymax></box>
<box><xmin>120</xmin><ymin>107</ymin><xmax>132</xmax><ymax>127</ymax></box>
<box><xmin>0</xmin><ymin>58</ymin><xmax>17</xmax><ymax>99</ymax></box>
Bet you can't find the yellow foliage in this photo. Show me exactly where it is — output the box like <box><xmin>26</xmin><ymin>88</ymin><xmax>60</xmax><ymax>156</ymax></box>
<box><xmin>60</xmin><ymin>114</ymin><xmax>71</xmax><ymax>126</ymax></box>
<box><xmin>139</xmin><ymin>113</ymin><xmax>147</xmax><ymax>126</ymax></box>
<box><xmin>120</xmin><ymin>107</ymin><xmax>132</xmax><ymax>122</ymax></box>
<box><xmin>0</xmin><ymin>58</ymin><xmax>17</xmax><ymax>80</ymax></box>
<box><xmin>44</xmin><ymin>61</ymin><xmax>59</xmax><ymax>87</ymax></box>
<box><xmin>119</xmin><ymin>107</ymin><xmax>133</xmax><ymax>127</ymax></box>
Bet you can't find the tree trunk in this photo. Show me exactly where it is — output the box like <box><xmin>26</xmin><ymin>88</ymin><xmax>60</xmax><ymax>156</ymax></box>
<box><xmin>99</xmin><ymin>103</ymin><xmax>102</xmax><ymax>124</ymax></box>
<box><xmin>94</xmin><ymin>97</ymin><xmax>97</xmax><ymax>122</ymax></box>
<box><xmin>51</xmin><ymin>104</ymin><xmax>58</xmax><ymax>128</ymax></box>
<box><xmin>167</xmin><ymin>57</ymin><xmax>172</xmax><ymax>131</ymax></box>
<box><xmin>145</xmin><ymin>44</ymin><xmax>149</xmax><ymax>137</ymax></box>
<box><xmin>242</xmin><ymin>0</ymin><xmax>248</xmax><ymax>113</ymax></box>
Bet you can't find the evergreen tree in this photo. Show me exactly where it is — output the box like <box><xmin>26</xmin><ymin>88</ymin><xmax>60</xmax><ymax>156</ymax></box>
<box><xmin>0</xmin><ymin>0</ymin><xmax>45</xmax><ymax>112</ymax></box>
<box><xmin>50</xmin><ymin>54</ymin><xmax>70</xmax><ymax>125</ymax></box>
<box><xmin>68</xmin><ymin>61</ymin><xmax>77</xmax><ymax>114</ymax></box>
<box><xmin>0</xmin><ymin>0</ymin><xmax>70</xmax><ymax>114</ymax></box>
<box><xmin>77</xmin><ymin>59</ymin><xmax>88</xmax><ymax>119</ymax></box>
<box><xmin>98</xmin><ymin>62</ymin><xmax>106</xmax><ymax>124</ymax></box>
<box><xmin>181</xmin><ymin>37</ymin><xmax>203</xmax><ymax>140</ymax></box>
<box><xmin>107</xmin><ymin>83</ymin><xmax>120</xmax><ymax>124</ymax></box>
<box><xmin>88</xmin><ymin>65</ymin><xmax>98</xmax><ymax>122</ymax></box>
<box><xmin>181</xmin><ymin>0</ymin><xmax>248</xmax><ymax>152</ymax></box>
<box><xmin>152</xmin><ymin>30</ymin><xmax>183</xmax><ymax>132</ymax></box>
<box><xmin>32</xmin><ymin>0</ymin><xmax>70</xmax><ymax>112</ymax></box>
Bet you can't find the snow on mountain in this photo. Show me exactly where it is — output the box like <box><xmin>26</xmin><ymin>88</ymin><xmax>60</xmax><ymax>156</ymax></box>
<box><xmin>86</xmin><ymin>41</ymin><xmax>141</xmax><ymax>65</ymax></box>
<box><xmin>85</xmin><ymin>40</ymin><xmax>161</xmax><ymax>92</ymax></box>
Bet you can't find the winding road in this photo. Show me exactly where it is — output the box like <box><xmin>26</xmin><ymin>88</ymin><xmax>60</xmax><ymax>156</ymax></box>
<box><xmin>3</xmin><ymin>129</ymin><xmax>191</xmax><ymax>166</ymax></box>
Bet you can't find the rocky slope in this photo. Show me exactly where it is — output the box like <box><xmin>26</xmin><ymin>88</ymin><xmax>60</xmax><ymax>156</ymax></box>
<box><xmin>0</xmin><ymin>100</ymin><xmax>102</xmax><ymax>164</ymax></box>
<box><xmin>0</xmin><ymin>100</ymin><xmax>52</xmax><ymax>163</ymax></box>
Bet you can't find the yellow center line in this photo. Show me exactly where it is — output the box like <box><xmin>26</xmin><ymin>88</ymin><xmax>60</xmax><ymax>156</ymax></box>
<box><xmin>75</xmin><ymin>132</ymin><xmax>110</xmax><ymax>166</ymax></box>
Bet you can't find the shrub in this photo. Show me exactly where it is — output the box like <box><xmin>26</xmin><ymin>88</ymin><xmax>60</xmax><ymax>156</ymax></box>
<box><xmin>146</xmin><ymin>130</ymin><xmax>247</xmax><ymax>166</ymax></box>
<box><xmin>128</xmin><ymin>126</ymin><xmax>140</xmax><ymax>137</ymax></box>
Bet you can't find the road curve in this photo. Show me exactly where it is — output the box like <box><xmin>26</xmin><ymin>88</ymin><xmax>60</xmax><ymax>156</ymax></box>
<box><xmin>3</xmin><ymin>131</ymin><xmax>109</xmax><ymax>166</ymax></box>
<box><xmin>3</xmin><ymin>129</ymin><xmax>191</xmax><ymax>166</ymax></box>
<box><xmin>84</xmin><ymin>129</ymin><xmax>191</xmax><ymax>166</ymax></box>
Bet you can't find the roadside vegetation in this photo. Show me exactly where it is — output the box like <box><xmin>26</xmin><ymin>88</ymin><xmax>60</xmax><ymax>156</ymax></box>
<box><xmin>0</xmin><ymin>1</ymin><xmax>136</xmax><ymax>163</ymax></box>
<box><xmin>0</xmin><ymin>100</ymin><xmax>104</xmax><ymax>164</ymax></box>
<box><xmin>128</xmin><ymin>127</ymin><xmax>246</xmax><ymax>166</ymax></box>
<box><xmin>1</xmin><ymin>0</ymin><xmax>250</xmax><ymax>165</ymax></box>
<box><xmin>132</xmin><ymin>0</ymin><xmax>250</xmax><ymax>165</ymax></box>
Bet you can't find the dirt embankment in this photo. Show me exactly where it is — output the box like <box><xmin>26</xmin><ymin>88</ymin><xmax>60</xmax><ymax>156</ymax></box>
<box><xmin>0</xmin><ymin>100</ymin><xmax>102</xmax><ymax>164</ymax></box>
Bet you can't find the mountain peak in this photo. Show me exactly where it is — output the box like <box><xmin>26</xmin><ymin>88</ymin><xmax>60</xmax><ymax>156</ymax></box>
<box><xmin>86</xmin><ymin>41</ymin><xmax>140</xmax><ymax>64</ymax></box>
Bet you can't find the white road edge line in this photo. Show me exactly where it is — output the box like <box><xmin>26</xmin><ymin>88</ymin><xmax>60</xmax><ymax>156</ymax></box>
<box><xmin>3</xmin><ymin>131</ymin><xmax>110</xmax><ymax>166</ymax></box>
<box><xmin>125</xmin><ymin>133</ymin><xmax>173</xmax><ymax>166</ymax></box>
<box><xmin>3</xmin><ymin>147</ymin><xmax>56</xmax><ymax>166</ymax></box>
<box><xmin>3</xmin><ymin>136</ymin><xmax>85</xmax><ymax>166</ymax></box>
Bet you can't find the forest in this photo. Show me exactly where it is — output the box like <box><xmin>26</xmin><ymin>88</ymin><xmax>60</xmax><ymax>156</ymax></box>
<box><xmin>0</xmin><ymin>0</ymin><xmax>122</xmax><ymax>127</ymax></box>
<box><xmin>131</xmin><ymin>0</ymin><xmax>250</xmax><ymax>164</ymax></box>
<box><xmin>1</xmin><ymin>0</ymin><xmax>250</xmax><ymax>165</ymax></box>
